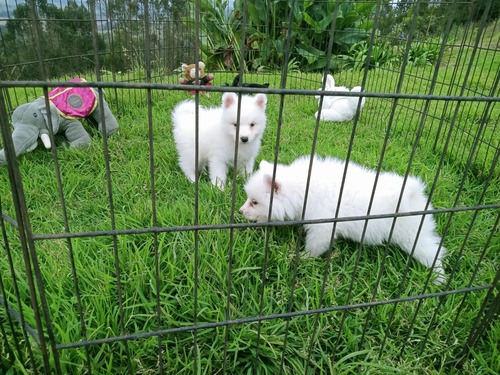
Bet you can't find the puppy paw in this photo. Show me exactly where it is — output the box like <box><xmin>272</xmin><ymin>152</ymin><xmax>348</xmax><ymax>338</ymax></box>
<box><xmin>212</xmin><ymin>178</ymin><xmax>226</xmax><ymax>191</ymax></box>
<box><xmin>301</xmin><ymin>250</ymin><xmax>323</xmax><ymax>259</ymax></box>
<box><xmin>431</xmin><ymin>267</ymin><xmax>446</xmax><ymax>285</ymax></box>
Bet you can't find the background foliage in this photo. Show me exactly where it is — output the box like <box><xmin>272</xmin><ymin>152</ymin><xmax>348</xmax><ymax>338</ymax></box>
<box><xmin>1</xmin><ymin>0</ymin><xmax>497</xmax><ymax>79</ymax></box>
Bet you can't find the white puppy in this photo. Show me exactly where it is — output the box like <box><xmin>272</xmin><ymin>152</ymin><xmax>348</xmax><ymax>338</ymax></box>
<box><xmin>240</xmin><ymin>155</ymin><xmax>446</xmax><ymax>284</ymax></box>
<box><xmin>172</xmin><ymin>93</ymin><xmax>267</xmax><ymax>189</ymax></box>
<box><xmin>315</xmin><ymin>74</ymin><xmax>366</xmax><ymax>122</ymax></box>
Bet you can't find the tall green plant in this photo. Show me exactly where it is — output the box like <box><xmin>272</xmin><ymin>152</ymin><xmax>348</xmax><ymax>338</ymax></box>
<box><xmin>186</xmin><ymin>0</ymin><xmax>376</xmax><ymax>72</ymax></box>
<box><xmin>184</xmin><ymin>0</ymin><xmax>244</xmax><ymax>71</ymax></box>
<box><xmin>336</xmin><ymin>40</ymin><xmax>399</xmax><ymax>71</ymax></box>
<box><xmin>240</xmin><ymin>0</ymin><xmax>376</xmax><ymax>71</ymax></box>
<box><xmin>406</xmin><ymin>41</ymin><xmax>441</xmax><ymax>66</ymax></box>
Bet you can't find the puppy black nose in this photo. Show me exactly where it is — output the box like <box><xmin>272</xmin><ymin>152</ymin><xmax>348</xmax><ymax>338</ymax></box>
<box><xmin>240</xmin><ymin>136</ymin><xmax>248</xmax><ymax>143</ymax></box>
<box><xmin>239</xmin><ymin>209</ymin><xmax>243</xmax><ymax>214</ymax></box>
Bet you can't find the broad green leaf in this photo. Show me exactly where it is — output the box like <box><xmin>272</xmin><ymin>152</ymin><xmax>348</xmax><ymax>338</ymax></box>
<box><xmin>296</xmin><ymin>43</ymin><xmax>326</xmax><ymax>64</ymax></box>
<box><xmin>358</xmin><ymin>20</ymin><xmax>374</xmax><ymax>32</ymax></box>
<box><xmin>247</xmin><ymin>3</ymin><xmax>261</xmax><ymax>25</ymax></box>
<box><xmin>305</xmin><ymin>56</ymin><xmax>327</xmax><ymax>71</ymax></box>
<box><xmin>354</xmin><ymin>2</ymin><xmax>377</xmax><ymax>15</ymax></box>
<box><xmin>303</xmin><ymin>12</ymin><xmax>318</xmax><ymax>29</ymax></box>
<box><xmin>334</xmin><ymin>28</ymin><xmax>368</xmax><ymax>46</ymax></box>
<box><xmin>318</xmin><ymin>13</ymin><xmax>334</xmax><ymax>31</ymax></box>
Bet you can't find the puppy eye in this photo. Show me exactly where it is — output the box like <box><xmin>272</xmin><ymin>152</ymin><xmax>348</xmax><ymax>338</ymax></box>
<box><xmin>251</xmin><ymin>199</ymin><xmax>258</xmax><ymax>205</ymax></box>
<box><xmin>232</xmin><ymin>123</ymin><xmax>237</xmax><ymax>127</ymax></box>
<box><xmin>250</xmin><ymin>122</ymin><xmax>255</xmax><ymax>127</ymax></box>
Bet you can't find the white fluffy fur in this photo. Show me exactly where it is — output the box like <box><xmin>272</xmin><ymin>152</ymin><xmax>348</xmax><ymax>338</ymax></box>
<box><xmin>240</xmin><ymin>155</ymin><xmax>446</xmax><ymax>284</ymax></box>
<box><xmin>171</xmin><ymin>93</ymin><xmax>267</xmax><ymax>189</ymax></box>
<box><xmin>315</xmin><ymin>74</ymin><xmax>366</xmax><ymax>122</ymax></box>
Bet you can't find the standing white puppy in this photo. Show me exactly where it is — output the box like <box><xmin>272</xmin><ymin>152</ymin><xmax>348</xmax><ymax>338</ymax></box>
<box><xmin>172</xmin><ymin>93</ymin><xmax>267</xmax><ymax>189</ymax></box>
<box><xmin>240</xmin><ymin>155</ymin><xmax>446</xmax><ymax>284</ymax></box>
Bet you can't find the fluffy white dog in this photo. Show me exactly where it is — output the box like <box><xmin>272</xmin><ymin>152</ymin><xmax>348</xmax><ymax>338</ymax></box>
<box><xmin>240</xmin><ymin>155</ymin><xmax>446</xmax><ymax>284</ymax></box>
<box><xmin>171</xmin><ymin>92</ymin><xmax>267</xmax><ymax>189</ymax></box>
<box><xmin>315</xmin><ymin>74</ymin><xmax>366</xmax><ymax>122</ymax></box>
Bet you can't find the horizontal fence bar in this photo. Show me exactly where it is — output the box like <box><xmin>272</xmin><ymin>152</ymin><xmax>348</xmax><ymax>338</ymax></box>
<box><xmin>1</xmin><ymin>212</ymin><xmax>18</xmax><ymax>229</ymax></box>
<box><xmin>33</xmin><ymin>204</ymin><xmax>500</xmax><ymax>240</ymax></box>
<box><xmin>1</xmin><ymin>81</ymin><xmax>500</xmax><ymax>101</ymax></box>
<box><xmin>0</xmin><ymin>296</ymin><xmax>40</xmax><ymax>344</ymax></box>
<box><xmin>55</xmin><ymin>284</ymin><xmax>492</xmax><ymax>350</ymax></box>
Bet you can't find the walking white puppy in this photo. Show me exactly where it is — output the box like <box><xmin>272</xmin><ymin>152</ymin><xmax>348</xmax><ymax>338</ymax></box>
<box><xmin>240</xmin><ymin>155</ymin><xmax>446</xmax><ymax>284</ymax></box>
<box><xmin>172</xmin><ymin>93</ymin><xmax>267</xmax><ymax>189</ymax></box>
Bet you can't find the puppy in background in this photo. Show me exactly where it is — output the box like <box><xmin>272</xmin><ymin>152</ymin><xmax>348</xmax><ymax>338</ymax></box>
<box><xmin>172</xmin><ymin>93</ymin><xmax>267</xmax><ymax>190</ymax></box>
<box><xmin>240</xmin><ymin>155</ymin><xmax>446</xmax><ymax>284</ymax></box>
<box><xmin>315</xmin><ymin>74</ymin><xmax>365</xmax><ymax>122</ymax></box>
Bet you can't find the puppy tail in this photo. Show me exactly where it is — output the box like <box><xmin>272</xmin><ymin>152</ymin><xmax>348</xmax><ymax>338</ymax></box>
<box><xmin>172</xmin><ymin>100</ymin><xmax>195</xmax><ymax>117</ymax></box>
<box><xmin>171</xmin><ymin>100</ymin><xmax>196</xmax><ymax>126</ymax></box>
<box><xmin>404</xmin><ymin>176</ymin><xmax>447</xmax><ymax>285</ymax></box>
<box><xmin>351</xmin><ymin>86</ymin><xmax>366</xmax><ymax>109</ymax></box>
<box><xmin>403</xmin><ymin>176</ymin><xmax>429</xmax><ymax>211</ymax></box>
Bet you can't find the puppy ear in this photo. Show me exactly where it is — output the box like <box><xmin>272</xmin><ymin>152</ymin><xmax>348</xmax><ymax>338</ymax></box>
<box><xmin>259</xmin><ymin>160</ymin><xmax>276</xmax><ymax>173</ymax></box>
<box><xmin>264</xmin><ymin>173</ymin><xmax>280</xmax><ymax>194</ymax></box>
<box><xmin>222</xmin><ymin>92</ymin><xmax>237</xmax><ymax>109</ymax></box>
<box><xmin>325</xmin><ymin>74</ymin><xmax>335</xmax><ymax>88</ymax></box>
<box><xmin>254</xmin><ymin>94</ymin><xmax>267</xmax><ymax>110</ymax></box>
<box><xmin>259</xmin><ymin>159</ymin><xmax>270</xmax><ymax>169</ymax></box>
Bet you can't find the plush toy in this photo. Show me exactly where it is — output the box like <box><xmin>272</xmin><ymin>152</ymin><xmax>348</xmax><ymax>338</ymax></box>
<box><xmin>178</xmin><ymin>61</ymin><xmax>214</xmax><ymax>95</ymax></box>
<box><xmin>0</xmin><ymin>78</ymin><xmax>119</xmax><ymax>165</ymax></box>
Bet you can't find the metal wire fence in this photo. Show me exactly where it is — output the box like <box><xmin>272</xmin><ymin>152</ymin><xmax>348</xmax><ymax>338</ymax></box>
<box><xmin>0</xmin><ymin>0</ymin><xmax>499</xmax><ymax>373</ymax></box>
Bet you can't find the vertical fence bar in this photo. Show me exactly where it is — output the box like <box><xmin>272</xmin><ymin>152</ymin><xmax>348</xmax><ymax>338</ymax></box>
<box><xmin>88</xmin><ymin>0</ymin><xmax>133</xmax><ymax>372</ymax></box>
<box><xmin>222</xmin><ymin>0</ymin><xmax>250</xmax><ymax>372</ymax></box>
<box><xmin>452</xmin><ymin>267</ymin><xmax>500</xmax><ymax>367</ymax></box>
<box><xmin>0</xmin><ymin>87</ymin><xmax>52</xmax><ymax>373</ymax></box>
<box><xmin>6</xmin><ymin>0</ymin><xmax>67</xmax><ymax>372</ymax></box>
<box><xmin>380</xmin><ymin>0</ymin><xmax>494</xmax><ymax>358</ymax></box>
<box><xmin>143</xmin><ymin>0</ymin><xmax>165</xmax><ymax>373</ymax></box>
<box><xmin>361</xmin><ymin>0</ymin><xmax>458</xmax><ymax>349</ymax></box>
<box><xmin>444</xmin><ymin>209</ymin><xmax>500</xmax><ymax>348</ymax></box>
<box><xmin>193</xmin><ymin>0</ymin><xmax>201</xmax><ymax>372</ymax></box>
<box><xmin>340</xmin><ymin>0</ymin><xmax>425</xmax><ymax>362</ymax></box>
<box><xmin>416</xmin><ymin>121</ymin><xmax>499</xmax><ymax>355</ymax></box>
<box><xmin>404</xmin><ymin>0</ymin><xmax>496</xmax><ymax>356</ymax></box>
<box><xmin>0</xmin><ymin>194</ymin><xmax>37</xmax><ymax>371</ymax></box>
<box><xmin>0</xmin><ymin>262</ymin><xmax>17</xmax><ymax>365</ymax></box>
<box><xmin>252</xmin><ymin>0</ymin><xmax>294</xmax><ymax>365</ymax></box>
<box><xmin>33</xmin><ymin>3</ymin><xmax>95</xmax><ymax>371</ymax></box>
<box><xmin>276</xmin><ymin>0</ymin><xmax>310</xmax><ymax>373</ymax></box>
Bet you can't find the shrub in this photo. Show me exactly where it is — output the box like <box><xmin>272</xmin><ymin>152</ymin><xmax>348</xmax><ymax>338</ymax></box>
<box><xmin>186</xmin><ymin>0</ymin><xmax>376</xmax><ymax>72</ymax></box>
<box><xmin>406</xmin><ymin>41</ymin><xmax>441</xmax><ymax>66</ymax></box>
<box><xmin>335</xmin><ymin>41</ymin><xmax>399</xmax><ymax>71</ymax></box>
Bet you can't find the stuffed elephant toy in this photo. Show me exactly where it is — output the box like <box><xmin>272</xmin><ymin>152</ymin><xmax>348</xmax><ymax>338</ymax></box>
<box><xmin>0</xmin><ymin>79</ymin><xmax>119</xmax><ymax>165</ymax></box>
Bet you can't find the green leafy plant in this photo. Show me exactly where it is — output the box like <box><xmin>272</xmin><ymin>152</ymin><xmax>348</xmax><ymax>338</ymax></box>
<box><xmin>336</xmin><ymin>40</ymin><xmax>400</xmax><ymax>71</ymax></box>
<box><xmin>186</xmin><ymin>0</ymin><xmax>376</xmax><ymax>72</ymax></box>
<box><xmin>184</xmin><ymin>0</ymin><xmax>245</xmax><ymax>71</ymax></box>
<box><xmin>406</xmin><ymin>41</ymin><xmax>441</xmax><ymax>66</ymax></box>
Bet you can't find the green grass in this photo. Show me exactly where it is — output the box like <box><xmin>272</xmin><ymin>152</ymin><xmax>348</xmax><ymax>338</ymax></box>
<box><xmin>0</xmin><ymin>61</ymin><xmax>499</xmax><ymax>374</ymax></box>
